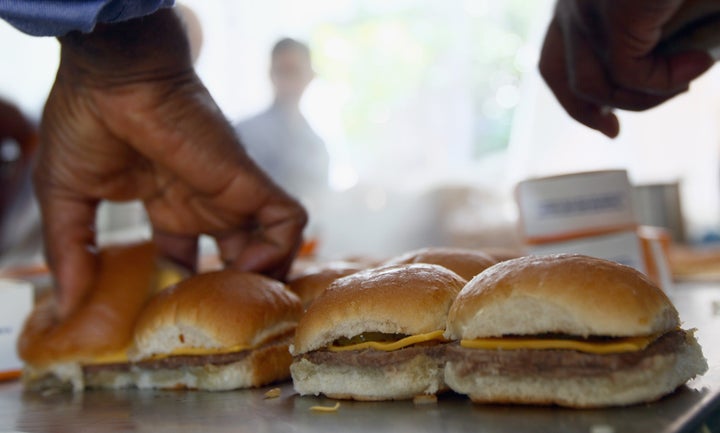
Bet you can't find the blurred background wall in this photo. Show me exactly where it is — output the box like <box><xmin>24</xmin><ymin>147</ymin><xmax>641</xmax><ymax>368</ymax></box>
<box><xmin>0</xmin><ymin>0</ymin><xmax>718</xmax><ymax>261</ymax></box>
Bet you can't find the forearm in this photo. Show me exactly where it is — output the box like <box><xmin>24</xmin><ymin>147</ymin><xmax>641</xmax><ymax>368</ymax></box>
<box><xmin>57</xmin><ymin>8</ymin><xmax>193</xmax><ymax>87</ymax></box>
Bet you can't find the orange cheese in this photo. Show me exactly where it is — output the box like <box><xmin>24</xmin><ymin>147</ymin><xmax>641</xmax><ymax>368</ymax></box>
<box><xmin>83</xmin><ymin>350</ymin><xmax>130</xmax><ymax>365</ymax></box>
<box><xmin>145</xmin><ymin>344</ymin><xmax>251</xmax><ymax>360</ymax></box>
<box><xmin>460</xmin><ymin>335</ymin><xmax>656</xmax><ymax>354</ymax></box>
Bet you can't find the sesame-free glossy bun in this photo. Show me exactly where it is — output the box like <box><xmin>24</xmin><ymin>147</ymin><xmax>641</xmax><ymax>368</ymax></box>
<box><xmin>292</xmin><ymin>264</ymin><xmax>466</xmax><ymax>355</ymax></box>
<box><xmin>386</xmin><ymin>247</ymin><xmax>497</xmax><ymax>281</ymax></box>
<box><xmin>18</xmin><ymin>242</ymin><xmax>167</xmax><ymax>367</ymax></box>
<box><xmin>288</xmin><ymin>261</ymin><xmax>366</xmax><ymax>308</ymax></box>
<box><xmin>446</xmin><ymin>254</ymin><xmax>679</xmax><ymax>340</ymax></box>
<box><xmin>132</xmin><ymin>270</ymin><xmax>302</xmax><ymax>360</ymax></box>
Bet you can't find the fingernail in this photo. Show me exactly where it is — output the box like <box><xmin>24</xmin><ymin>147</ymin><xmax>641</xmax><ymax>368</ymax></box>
<box><xmin>596</xmin><ymin>110</ymin><xmax>620</xmax><ymax>139</ymax></box>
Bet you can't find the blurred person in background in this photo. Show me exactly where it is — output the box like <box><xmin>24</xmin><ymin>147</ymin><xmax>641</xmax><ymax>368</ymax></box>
<box><xmin>235</xmin><ymin>38</ymin><xmax>330</xmax><ymax>200</ymax></box>
<box><xmin>0</xmin><ymin>97</ymin><xmax>41</xmax><ymax>266</ymax></box>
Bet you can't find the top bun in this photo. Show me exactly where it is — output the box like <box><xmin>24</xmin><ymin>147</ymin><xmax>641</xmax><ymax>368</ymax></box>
<box><xmin>131</xmin><ymin>270</ymin><xmax>301</xmax><ymax>360</ymax></box>
<box><xmin>446</xmin><ymin>254</ymin><xmax>679</xmax><ymax>340</ymax></box>
<box><xmin>386</xmin><ymin>247</ymin><xmax>497</xmax><ymax>281</ymax></box>
<box><xmin>292</xmin><ymin>264</ymin><xmax>466</xmax><ymax>355</ymax></box>
<box><xmin>19</xmin><ymin>242</ymin><xmax>172</xmax><ymax>366</ymax></box>
<box><xmin>289</xmin><ymin>261</ymin><xmax>366</xmax><ymax>307</ymax></box>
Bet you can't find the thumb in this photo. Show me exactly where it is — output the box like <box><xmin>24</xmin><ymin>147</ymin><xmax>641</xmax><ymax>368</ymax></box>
<box><xmin>35</xmin><ymin>188</ymin><xmax>98</xmax><ymax>319</ymax></box>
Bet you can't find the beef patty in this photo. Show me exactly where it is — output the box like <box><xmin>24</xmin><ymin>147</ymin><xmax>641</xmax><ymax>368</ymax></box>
<box><xmin>445</xmin><ymin>329</ymin><xmax>688</xmax><ymax>378</ymax></box>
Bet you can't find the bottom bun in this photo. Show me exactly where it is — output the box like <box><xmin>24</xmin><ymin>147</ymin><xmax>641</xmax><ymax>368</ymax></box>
<box><xmin>291</xmin><ymin>354</ymin><xmax>444</xmax><ymax>401</ymax></box>
<box><xmin>23</xmin><ymin>363</ymin><xmax>84</xmax><ymax>392</ymax></box>
<box><xmin>444</xmin><ymin>332</ymin><xmax>707</xmax><ymax>408</ymax></box>
<box><xmin>25</xmin><ymin>339</ymin><xmax>293</xmax><ymax>392</ymax></box>
<box><xmin>131</xmin><ymin>339</ymin><xmax>292</xmax><ymax>391</ymax></box>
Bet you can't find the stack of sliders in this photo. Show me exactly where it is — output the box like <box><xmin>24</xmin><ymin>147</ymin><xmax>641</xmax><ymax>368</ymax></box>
<box><xmin>19</xmin><ymin>244</ymin><xmax>302</xmax><ymax>391</ymax></box>
<box><xmin>128</xmin><ymin>270</ymin><xmax>301</xmax><ymax>390</ymax></box>
<box><xmin>288</xmin><ymin>261</ymin><xmax>366</xmax><ymax>308</ymax></box>
<box><xmin>19</xmin><ymin>242</ymin><xmax>184</xmax><ymax>391</ymax></box>
<box><xmin>385</xmin><ymin>247</ymin><xmax>497</xmax><ymax>281</ymax></box>
<box><xmin>290</xmin><ymin>263</ymin><xmax>467</xmax><ymax>400</ymax></box>
<box><xmin>443</xmin><ymin>254</ymin><xmax>708</xmax><ymax>407</ymax></box>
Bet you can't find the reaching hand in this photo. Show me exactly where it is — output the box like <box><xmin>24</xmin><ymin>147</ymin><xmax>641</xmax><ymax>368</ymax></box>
<box><xmin>35</xmin><ymin>9</ymin><xmax>307</xmax><ymax>318</ymax></box>
<box><xmin>539</xmin><ymin>0</ymin><xmax>714</xmax><ymax>137</ymax></box>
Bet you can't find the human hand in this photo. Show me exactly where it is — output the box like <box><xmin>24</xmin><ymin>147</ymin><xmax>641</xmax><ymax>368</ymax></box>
<box><xmin>539</xmin><ymin>0</ymin><xmax>715</xmax><ymax>138</ymax></box>
<box><xmin>35</xmin><ymin>9</ymin><xmax>307</xmax><ymax>318</ymax></box>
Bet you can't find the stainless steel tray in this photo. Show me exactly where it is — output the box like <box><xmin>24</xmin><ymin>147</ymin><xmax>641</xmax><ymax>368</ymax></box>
<box><xmin>0</xmin><ymin>283</ymin><xmax>716</xmax><ymax>433</ymax></box>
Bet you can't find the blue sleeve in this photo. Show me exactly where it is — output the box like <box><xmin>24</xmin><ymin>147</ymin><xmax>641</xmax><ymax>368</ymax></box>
<box><xmin>0</xmin><ymin>0</ymin><xmax>175</xmax><ymax>36</ymax></box>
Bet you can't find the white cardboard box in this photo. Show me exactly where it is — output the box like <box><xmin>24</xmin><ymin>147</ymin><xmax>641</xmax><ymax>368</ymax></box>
<box><xmin>527</xmin><ymin>230</ymin><xmax>647</xmax><ymax>274</ymax></box>
<box><xmin>0</xmin><ymin>279</ymin><xmax>33</xmax><ymax>379</ymax></box>
<box><xmin>516</xmin><ymin>170</ymin><xmax>649</xmax><ymax>276</ymax></box>
<box><xmin>516</xmin><ymin>170</ymin><xmax>636</xmax><ymax>242</ymax></box>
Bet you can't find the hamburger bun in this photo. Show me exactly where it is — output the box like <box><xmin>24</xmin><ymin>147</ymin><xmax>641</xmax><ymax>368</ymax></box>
<box><xmin>288</xmin><ymin>261</ymin><xmax>365</xmax><ymax>308</ymax></box>
<box><xmin>291</xmin><ymin>264</ymin><xmax>466</xmax><ymax>400</ymax></box>
<box><xmin>444</xmin><ymin>254</ymin><xmax>707</xmax><ymax>407</ymax></box>
<box><xmin>446</xmin><ymin>254</ymin><xmax>679</xmax><ymax>340</ymax></box>
<box><xmin>130</xmin><ymin>270</ymin><xmax>302</xmax><ymax>390</ymax></box>
<box><xmin>19</xmin><ymin>242</ymin><xmax>183</xmax><ymax>390</ymax></box>
<box><xmin>293</xmin><ymin>264</ymin><xmax>466</xmax><ymax>354</ymax></box>
<box><xmin>385</xmin><ymin>247</ymin><xmax>496</xmax><ymax>281</ymax></box>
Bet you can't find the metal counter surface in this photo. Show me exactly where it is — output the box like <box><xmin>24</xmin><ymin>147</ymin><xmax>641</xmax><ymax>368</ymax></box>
<box><xmin>0</xmin><ymin>283</ymin><xmax>717</xmax><ymax>433</ymax></box>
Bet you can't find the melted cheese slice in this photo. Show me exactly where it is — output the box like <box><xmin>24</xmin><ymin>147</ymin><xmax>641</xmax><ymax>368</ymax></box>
<box><xmin>154</xmin><ymin>265</ymin><xmax>187</xmax><ymax>293</ymax></box>
<box><xmin>460</xmin><ymin>335</ymin><xmax>656</xmax><ymax>354</ymax></box>
<box><xmin>84</xmin><ymin>350</ymin><xmax>130</xmax><ymax>365</ymax></box>
<box><xmin>328</xmin><ymin>330</ymin><xmax>446</xmax><ymax>352</ymax></box>
<box><xmin>145</xmin><ymin>344</ymin><xmax>251</xmax><ymax>360</ymax></box>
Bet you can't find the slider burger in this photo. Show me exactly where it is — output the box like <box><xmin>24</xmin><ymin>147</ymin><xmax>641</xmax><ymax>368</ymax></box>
<box><xmin>290</xmin><ymin>263</ymin><xmax>466</xmax><ymax>400</ymax></box>
<box><xmin>19</xmin><ymin>242</ymin><xmax>183</xmax><ymax>391</ymax></box>
<box><xmin>443</xmin><ymin>254</ymin><xmax>708</xmax><ymax>408</ymax></box>
<box><xmin>129</xmin><ymin>270</ymin><xmax>302</xmax><ymax>390</ymax></box>
<box><xmin>386</xmin><ymin>247</ymin><xmax>497</xmax><ymax>281</ymax></box>
<box><xmin>288</xmin><ymin>261</ymin><xmax>366</xmax><ymax>308</ymax></box>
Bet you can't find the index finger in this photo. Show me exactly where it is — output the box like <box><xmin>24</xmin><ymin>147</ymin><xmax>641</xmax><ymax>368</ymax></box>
<box><xmin>33</xmin><ymin>182</ymin><xmax>99</xmax><ymax>318</ymax></box>
<box><xmin>539</xmin><ymin>18</ymin><xmax>620</xmax><ymax>138</ymax></box>
<box><xmin>218</xmin><ymin>194</ymin><xmax>306</xmax><ymax>280</ymax></box>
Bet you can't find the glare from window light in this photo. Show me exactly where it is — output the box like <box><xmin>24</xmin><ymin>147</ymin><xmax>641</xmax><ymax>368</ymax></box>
<box><xmin>495</xmin><ymin>84</ymin><xmax>519</xmax><ymax>109</ymax></box>
<box><xmin>322</xmin><ymin>36</ymin><xmax>353</xmax><ymax>62</ymax></box>
<box><xmin>482</xmin><ymin>99</ymin><xmax>503</xmax><ymax>120</ymax></box>
<box><xmin>513</xmin><ymin>45</ymin><xmax>536</xmax><ymax>72</ymax></box>
<box><xmin>376</xmin><ymin>25</ymin><xmax>407</xmax><ymax>51</ymax></box>
<box><xmin>463</xmin><ymin>0</ymin><xmax>490</xmax><ymax>17</ymax></box>
<box><xmin>365</xmin><ymin>187</ymin><xmax>388</xmax><ymax>211</ymax></box>
<box><xmin>369</xmin><ymin>105</ymin><xmax>391</xmax><ymax>124</ymax></box>
<box><xmin>496</xmin><ymin>33</ymin><xmax>523</xmax><ymax>59</ymax></box>
<box><xmin>329</xmin><ymin>163</ymin><xmax>359</xmax><ymax>191</ymax></box>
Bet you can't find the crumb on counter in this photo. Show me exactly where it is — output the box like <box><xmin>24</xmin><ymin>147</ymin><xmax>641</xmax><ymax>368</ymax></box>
<box><xmin>264</xmin><ymin>387</ymin><xmax>281</xmax><ymax>399</ymax></box>
<box><xmin>413</xmin><ymin>394</ymin><xmax>437</xmax><ymax>405</ymax></box>
<box><xmin>590</xmin><ymin>425</ymin><xmax>615</xmax><ymax>433</ymax></box>
<box><xmin>310</xmin><ymin>402</ymin><xmax>341</xmax><ymax>412</ymax></box>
